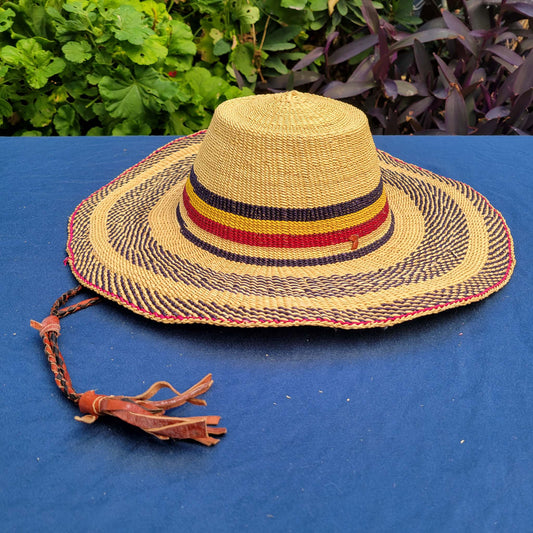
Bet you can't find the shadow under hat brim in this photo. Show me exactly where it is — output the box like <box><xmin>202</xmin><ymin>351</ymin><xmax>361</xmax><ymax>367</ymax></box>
<box><xmin>66</xmin><ymin>133</ymin><xmax>515</xmax><ymax>329</ymax></box>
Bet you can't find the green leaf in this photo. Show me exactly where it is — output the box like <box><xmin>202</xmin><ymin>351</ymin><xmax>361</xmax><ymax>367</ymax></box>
<box><xmin>63</xmin><ymin>1</ymin><xmax>89</xmax><ymax>16</ymax></box>
<box><xmin>98</xmin><ymin>68</ymin><xmax>178</xmax><ymax>119</ymax></box>
<box><xmin>0</xmin><ymin>98</ymin><xmax>13</xmax><ymax>118</ymax></box>
<box><xmin>231</xmin><ymin>43</ymin><xmax>256</xmax><ymax>77</ymax></box>
<box><xmin>196</xmin><ymin>32</ymin><xmax>218</xmax><ymax>63</ymax></box>
<box><xmin>213</xmin><ymin>39</ymin><xmax>232</xmax><ymax>56</ymax></box>
<box><xmin>99</xmin><ymin>76</ymin><xmax>148</xmax><ymax>120</ymax></box>
<box><xmin>165</xmin><ymin>111</ymin><xmax>194</xmax><ymax>136</ymax></box>
<box><xmin>27</xmin><ymin>4</ymin><xmax>49</xmax><ymax>38</ymax></box>
<box><xmin>29</xmin><ymin>95</ymin><xmax>56</xmax><ymax>128</ymax></box>
<box><xmin>95</xmin><ymin>48</ymin><xmax>113</xmax><ymax>65</ymax></box>
<box><xmin>0</xmin><ymin>39</ymin><xmax>65</xmax><ymax>89</ymax></box>
<box><xmin>62</xmin><ymin>41</ymin><xmax>92</xmax><ymax>63</ymax></box>
<box><xmin>112</xmin><ymin>119</ymin><xmax>152</xmax><ymax>136</ymax></box>
<box><xmin>165</xmin><ymin>54</ymin><xmax>194</xmax><ymax>72</ymax></box>
<box><xmin>0</xmin><ymin>7</ymin><xmax>15</xmax><ymax>32</ymax></box>
<box><xmin>184</xmin><ymin>67</ymin><xmax>229</xmax><ymax>108</ymax></box>
<box><xmin>262</xmin><ymin>42</ymin><xmax>296</xmax><ymax>51</ymax></box>
<box><xmin>265</xmin><ymin>55</ymin><xmax>290</xmax><ymax>74</ymax></box>
<box><xmin>111</xmin><ymin>5</ymin><xmax>153</xmax><ymax>45</ymax></box>
<box><xmin>71</xmin><ymin>98</ymin><xmax>97</xmax><ymax>121</ymax></box>
<box><xmin>309</xmin><ymin>0</ymin><xmax>328</xmax><ymax>9</ymax></box>
<box><xmin>53</xmin><ymin>104</ymin><xmax>80</xmax><ymax>135</ymax></box>
<box><xmin>169</xmin><ymin>19</ymin><xmax>195</xmax><ymax>43</ymax></box>
<box><xmin>281</xmin><ymin>0</ymin><xmax>308</xmax><ymax>10</ymax></box>
<box><xmin>263</xmin><ymin>25</ymin><xmax>302</xmax><ymax>46</ymax></box>
<box><xmin>41</xmin><ymin>58</ymin><xmax>66</xmax><ymax>83</ymax></box>
<box><xmin>87</xmin><ymin>126</ymin><xmax>104</xmax><ymax>136</ymax></box>
<box><xmin>233</xmin><ymin>5</ymin><xmax>260</xmax><ymax>25</ymax></box>
<box><xmin>337</xmin><ymin>0</ymin><xmax>348</xmax><ymax>16</ymax></box>
<box><xmin>123</xmin><ymin>35</ymin><xmax>168</xmax><ymax>65</ymax></box>
<box><xmin>167</xmin><ymin>20</ymin><xmax>196</xmax><ymax>66</ymax></box>
<box><xmin>209</xmin><ymin>28</ymin><xmax>224</xmax><ymax>44</ymax></box>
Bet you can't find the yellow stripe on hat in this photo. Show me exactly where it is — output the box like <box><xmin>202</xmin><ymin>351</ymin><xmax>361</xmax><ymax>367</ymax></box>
<box><xmin>184</xmin><ymin>179</ymin><xmax>388</xmax><ymax>236</ymax></box>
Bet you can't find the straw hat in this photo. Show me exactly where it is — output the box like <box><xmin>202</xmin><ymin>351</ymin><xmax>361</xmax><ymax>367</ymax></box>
<box><xmin>66</xmin><ymin>91</ymin><xmax>515</xmax><ymax>329</ymax></box>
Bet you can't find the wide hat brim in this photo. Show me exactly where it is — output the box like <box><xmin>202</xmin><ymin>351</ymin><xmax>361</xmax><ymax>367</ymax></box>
<box><xmin>66</xmin><ymin>132</ymin><xmax>515</xmax><ymax>329</ymax></box>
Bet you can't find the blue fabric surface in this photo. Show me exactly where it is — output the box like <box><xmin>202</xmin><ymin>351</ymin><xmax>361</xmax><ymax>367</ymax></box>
<box><xmin>1</xmin><ymin>136</ymin><xmax>531</xmax><ymax>532</ymax></box>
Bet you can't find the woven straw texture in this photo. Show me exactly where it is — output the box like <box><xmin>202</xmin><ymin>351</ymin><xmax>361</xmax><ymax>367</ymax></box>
<box><xmin>66</xmin><ymin>91</ymin><xmax>515</xmax><ymax>328</ymax></box>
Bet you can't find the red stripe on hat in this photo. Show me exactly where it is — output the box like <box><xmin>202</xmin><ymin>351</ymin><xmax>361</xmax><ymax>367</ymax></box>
<box><xmin>182</xmin><ymin>189</ymin><xmax>390</xmax><ymax>248</ymax></box>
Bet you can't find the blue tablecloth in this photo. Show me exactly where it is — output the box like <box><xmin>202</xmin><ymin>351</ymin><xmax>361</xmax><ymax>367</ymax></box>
<box><xmin>1</xmin><ymin>135</ymin><xmax>531</xmax><ymax>532</ymax></box>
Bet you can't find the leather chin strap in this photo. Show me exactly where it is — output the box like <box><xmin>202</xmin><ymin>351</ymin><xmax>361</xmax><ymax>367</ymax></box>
<box><xmin>31</xmin><ymin>285</ymin><xmax>226</xmax><ymax>446</ymax></box>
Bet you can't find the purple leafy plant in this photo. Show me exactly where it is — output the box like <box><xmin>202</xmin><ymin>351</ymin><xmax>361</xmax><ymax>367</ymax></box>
<box><xmin>263</xmin><ymin>0</ymin><xmax>532</xmax><ymax>135</ymax></box>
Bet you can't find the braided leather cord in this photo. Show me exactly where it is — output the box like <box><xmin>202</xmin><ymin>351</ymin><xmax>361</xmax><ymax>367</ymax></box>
<box><xmin>30</xmin><ymin>286</ymin><xmax>225</xmax><ymax>444</ymax></box>
<box><xmin>34</xmin><ymin>286</ymin><xmax>100</xmax><ymax>404</ymax></box>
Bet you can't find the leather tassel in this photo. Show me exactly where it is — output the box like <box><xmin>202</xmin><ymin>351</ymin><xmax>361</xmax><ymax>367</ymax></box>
<box><xmin>31</xmin><ymin>287</ymin><xmax>226</xmax><ymax>446</ymax></box>
<box><xmin>75</xmin><ymin>374</ymin><xmax>227</xmax><ymax>445</ymax></box>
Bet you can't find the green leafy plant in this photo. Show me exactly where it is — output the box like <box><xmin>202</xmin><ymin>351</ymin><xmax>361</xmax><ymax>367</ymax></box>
<box><xmin>1</xmin><ymin>0</ymin><xmax>529</xmax><ymax>136</ymax></box>
<box><xmin>169</xmin><ymin>0</ymin><xmax>420</xmax><ymax>91</ymax></box>
<box><xmin>0</xmin><ymin>0</ymin><xmax>252</xmax><ymax>135</ymax></box>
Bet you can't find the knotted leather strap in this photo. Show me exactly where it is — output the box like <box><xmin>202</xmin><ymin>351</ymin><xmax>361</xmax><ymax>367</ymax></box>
<box><xmin>31</xmin><ymin>286</ymin><xmax>226</xmax><ymax>445</ymax></box>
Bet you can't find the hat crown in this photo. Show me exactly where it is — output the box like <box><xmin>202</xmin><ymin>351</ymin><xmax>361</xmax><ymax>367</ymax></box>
<box><xmin>193</xmin><ymin>91</ymin><xmax>382</xmax><ymax>209</ymax></box>
<box><xmin>179</xmin><ymin>91</ymin><xmax>393</xmax><ymax>265</ymax></box>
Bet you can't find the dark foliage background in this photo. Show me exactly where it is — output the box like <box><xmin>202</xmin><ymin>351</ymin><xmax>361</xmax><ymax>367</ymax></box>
<box><xmin>0</xmin><ymin>0</ymin><xmax>531</xmax><ymax>135</ymax></box>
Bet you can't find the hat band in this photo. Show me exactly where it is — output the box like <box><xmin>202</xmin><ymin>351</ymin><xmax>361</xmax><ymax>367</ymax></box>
<box><xmin>182</xmin><ymin>167</ymin><xmax>389</xmax><ymax>249</ymax></box>
<box><xmin>176</xmin><ymin>206</ymin><xmax>396</xmax><ymax>267</ymax></box>
<box><xmin>188</xmin><ymin>167</ymin><xmax>384</xmax><ymax>222</ymax></box>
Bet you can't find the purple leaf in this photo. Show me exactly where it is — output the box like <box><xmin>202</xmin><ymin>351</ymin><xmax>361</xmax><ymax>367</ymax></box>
<box><xmin>309</xmin><ymin>77</ymin><xmax>323</xmax><ymax>94</ymax></box>
<box><xmin>361</xmin><ymin>0</ymin><xmax>380</xmax><ymax>35</ymax></box>
<box><xmin>463</xmin><ymin>0</ymin><xmax>491</xmax><ymax>31</ymax></box>
<box><xmin>485</xmin><ymin>106</ymin><xmax>510</xmax><ymax>120</ymax></box>
<box><xmin>292</xmin><ymin>47</ymin><xmax>324</xmax><ymax>71</ymax></box>
<box><xmin>502</xmin><ymin>2</ymin><xmax>533</xmax><ymax>17</ymax></box>
<box><xmin>328</xmin><ymin>34</ymin><xmax>379</xmax><ymax>65</ymax></box>
<box><xmin>383</xmin><ymin>79</ymin><xmax>398</xmax><ymax>99</ymax></box>
<box><xmin>519</xmin><ymin>39</ymin><xmax>533</xmax><ymax>52</ymax></box>
<box><xmin>472</xmin><ymin>119</ymin><xmax>499</xmax><ymax>135</ymax></box>
<box><xmin>510</xmin><ymin>126</ymin><xmax>529</xmax><ymax>135</ymax></box>
<box><xmin>445</xmin><ymin>87</ymin><xmax>468</xmax><ymax>135</ymax></box>
<box><xmin>495</xmin><ymin>72</ymin><xmax>516</xmax><ymax>106</ymax></box>
<box><xmin>486</xmin><ymin>44</ymin><xmax>524</xmax><ymax>67</ymax></box>
<box><xmin>323</xmin><ymin>80</ymin><xmax>376</xmax><ymax>99</ymax></box>
<box><xmin>406</xmin><ymin>117</ymin><xmax>424</xmax><ymax>132</ymax></box>
<box><xmin>441</xmin><ymin>10</ymin><xmax>479</xmax><ymax>55</ymax></box>
<box><xmin>432</xmin><ymin>86</ymin><xmax>448</xmax><ymax>100</ymax></box>
<box><xmin>512</xmin><ymin>51</ymin><xmax>533</xmax><ymax>94</ymax></box>
<box><xmin>267</xmin><ymin>71</ymin><xmax>322</xmax><ymax>89</ymax></box>
<box><xmin>412</xmin><ymin>81</ymin><xmax>430</xmax><ymax>97</ymax></box>
<box><xmin>347</xmin><ymin>56</ymin><xmax>375</xmax><ymax>83</ymax></box>
<box><xmin>434</xmin><ymin>116</ymin><xmax>446</xmax><ymax>131</ymax></box>
<box><xmin>509</xmin><ymin>88</ymin><xmax>533</xmax><ymax>124</ymax></box>
<box><xmin>413</xmin><ymin>39</ymin><xmax>432</xmax><ymax>80</ymax></box>
<box><xmin>390</xmin><ymin>29</ymin><xmax>459</xmax><ymax>51</ymax></box>
<box><xmin>232</xmin><ymin>65</ymin><xmax>245</xmax><ymax>89</ymax></box>
<box><xmin>398</xmin><ymin>96</ymin><xmax>434</xmax><ymax>123</ymax></box>
<box><xmin>492</xmin><ymin>56</ymin><xmax>519</xmax><ymax>73</ymax></box>
<box><xmin>433</xmin><ymin>54</ymin><xmax>460</xmax><ymax>86</ymax></box>
<box><xmin>470</xmin><ymin>29</ymin><xmax>491</xmax><ymax>39</ymax></box>
<box><xmin>467</xmin><ymin>67</ymin><xmax>486</xmax><ymax>86</ymax></box>
<box><xmin>495</xmin><ymin>32</ymin><xmax>518</xmax><ymax>44</ymax></box>
<box><xmin>321</xmin><ymin>80</ymin><xmax>343</xmax><ymax>93</ymax></box>
<box><xmin>324</xmin><ymin>31</ymin><xmax>339</xmax><ymax>57</ymax></box>
<box><xmin>366</xmin><ymin>107</ymin><xmax>387</xmax><ymax>128</ymax></box>
<box><xmin>395</xmin><ymin>80</ymin><xmax>418</xmax><ymax>97</ymax></box>
<box><xmin>373</xmin><ymin>27</ymin><xmax>391</xmax><ymax>82</ymax></box>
